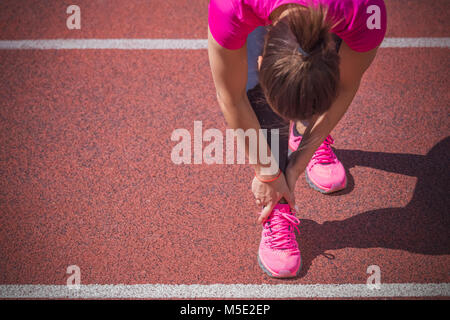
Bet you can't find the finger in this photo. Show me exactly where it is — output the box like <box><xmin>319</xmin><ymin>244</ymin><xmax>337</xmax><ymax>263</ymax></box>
<box><xmin>259</xmin><ymin>197</ymin><xmax>268</xmax><ymax>206</ymax></box>
<box><xmin>257</xmin><ymin>201</ymin><xmax>276</xmax><ymax>224</ymax></box>
<box><xmin>255</xmin><ymin>199</ymin><xmax>262</xmax><ymax>206</ymax></box>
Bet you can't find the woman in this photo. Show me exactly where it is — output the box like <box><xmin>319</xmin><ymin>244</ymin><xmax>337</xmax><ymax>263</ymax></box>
<box><xmin>208</xmin><ymin>0</ymin><xmax>387</xmax><ymax>278</ymax></box>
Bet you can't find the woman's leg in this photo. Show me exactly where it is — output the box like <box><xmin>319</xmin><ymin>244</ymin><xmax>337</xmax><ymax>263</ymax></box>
<box><xmin>247</xmin><ymin>28</ymin><xmax>301</xmax><ymax>279</ymax></box>
<box><xmin>246</xmin><ymin>26</ymin><xmax>267</xmax><ymax>92</ymax></box>
<box><xmin>247</xmin><ymin>84</ymin><xmax>290</xmax><ymax>174</ymax></box>
<box><xmin>246</xmin><ymin>26</ymin><xmax>290</xmax><ymax>174</ymax></box>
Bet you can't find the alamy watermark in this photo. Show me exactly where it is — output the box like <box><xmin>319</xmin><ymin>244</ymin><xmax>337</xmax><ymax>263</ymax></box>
<box><xmin>66</xmin><ymin>265</ymin><xmax>81</xmax><ymax>290</ymax></box>
<box><xmin>366</xmin><ymin>265</ymin><xmax>381</xmax><ymax>290</ymax></box>
<box><xmin>64</xmin><ymin>3</ymin><xmax>381</xmax><ymax>32</ymax></box>
<box><xmin>170</xmin><ymin>121</ymin><xmax>280</xmax><ymax>176</ymax></box>
<box><xmin>66</xmin><ymin>5</ymin><xmax>81</xmax><ymax>30</ymax></box>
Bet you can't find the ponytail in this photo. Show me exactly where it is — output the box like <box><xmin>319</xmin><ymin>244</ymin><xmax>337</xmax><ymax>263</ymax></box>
<box><xmin>259</xmin><ymin>3</ymin><xmax>340</xmax><ymax>121</ymax></box>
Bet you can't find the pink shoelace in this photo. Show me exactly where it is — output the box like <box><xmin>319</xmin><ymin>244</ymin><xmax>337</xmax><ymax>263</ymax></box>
<box><xmin>310</xmin><ymin>135</ymin><xmax>337</xmax><ymax>165</ymax></box>
<box><xmin>263</xmin><ymin>210</ymin><xmax>300</xmax><ymax>250</ymax></box>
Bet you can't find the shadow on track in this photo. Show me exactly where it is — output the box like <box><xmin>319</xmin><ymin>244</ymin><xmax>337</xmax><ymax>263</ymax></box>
<box><xmin>295</xmin><ymin>136</ymin><xmax>450</xmax><ymax>278</ymax></box>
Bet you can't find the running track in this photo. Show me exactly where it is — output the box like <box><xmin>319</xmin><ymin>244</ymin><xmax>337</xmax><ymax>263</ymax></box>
<box><xmin>0</xmin><ymin>0</ymin><xmax>449</xmax><ymax>299</ymax></box>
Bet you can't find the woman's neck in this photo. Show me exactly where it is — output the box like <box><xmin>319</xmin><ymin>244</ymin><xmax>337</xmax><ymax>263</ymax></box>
<box><xmin>269</xmin><ymin>3</ymin><xmax>306</xmax><ymax>24</ymax></box>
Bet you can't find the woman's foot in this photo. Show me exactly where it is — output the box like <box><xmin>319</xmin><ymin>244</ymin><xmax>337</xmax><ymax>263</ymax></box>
<box><xmin>258</xmin><ymin>204</ymin><xmax>301</xmax><ymax>278</ymax></box>
<box><xmin>289</xmin><ymin>122</ymin><xmax>347</xmax><ymax>194</ymax></box>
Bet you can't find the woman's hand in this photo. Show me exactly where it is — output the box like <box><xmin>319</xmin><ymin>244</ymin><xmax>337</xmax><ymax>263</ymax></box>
<box><xmin>252</xmin><ymin>172</ymin><xmax>296</xmax><ymax>224</ymax></box>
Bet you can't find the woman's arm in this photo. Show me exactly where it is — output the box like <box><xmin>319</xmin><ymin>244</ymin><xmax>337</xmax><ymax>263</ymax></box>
<box><xmin>208</xmin><ymin>27</ymin><xmax>296</xmax><ymax>222</ymax></box>
<box><xmin>285</xmin><ymin>41</ymin><xmax>379</xmax><ymax>190</ymax></box>
<box><xmin>207</xmin><ymin>27</ymin><xmax>259</xmax><ymax>165</ymax></box>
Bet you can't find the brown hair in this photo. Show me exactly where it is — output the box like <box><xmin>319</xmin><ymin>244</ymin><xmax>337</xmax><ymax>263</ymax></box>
<box><xmin>259</xmin><ymin>3</ymin><xmax>340</xmax><ymax>121</ymax></box>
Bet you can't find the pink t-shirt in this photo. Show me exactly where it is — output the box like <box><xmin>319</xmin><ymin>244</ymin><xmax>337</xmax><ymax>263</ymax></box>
<box><xmin>208</xmin><ymin>0</ymin><xmax>387</xmax><ymax>52</ymax></box>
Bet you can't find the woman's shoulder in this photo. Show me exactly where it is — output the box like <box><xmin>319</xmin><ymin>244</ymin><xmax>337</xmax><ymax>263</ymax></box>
<box><xmin>208</xmin><ymin>0</ymin><xmax>268</xmax><ymax>50</ymax></box>
<box><xmin>327</xmin><ymin>0</ymin><xmax>387</xmax><ymax>52</ymax></box>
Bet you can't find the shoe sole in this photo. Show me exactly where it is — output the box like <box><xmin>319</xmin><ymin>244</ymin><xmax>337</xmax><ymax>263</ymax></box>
<box><xmin>305</xmin><ymin>170</ymin><xmax>347</xmax><ymax>194</ymax></box>
<box><xmin>257</xmin><ymin>253</ymin><xmax>302</xmax><ymax>279</ymax></box>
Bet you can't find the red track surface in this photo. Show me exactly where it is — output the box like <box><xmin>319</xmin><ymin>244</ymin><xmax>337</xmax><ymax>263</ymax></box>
<box><xmin>0</xmin><ymin>0</ymin><xmax>449</xmax><ymax>294</ymax></box>
<box><xmin>0</xmin><ymin>0</ymin><xmax>449</xmax><ymax>39</ymax></box>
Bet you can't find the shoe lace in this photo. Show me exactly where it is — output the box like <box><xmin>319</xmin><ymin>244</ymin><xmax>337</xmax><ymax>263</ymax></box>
<box><xmin>311</xmin><ymin>135</ymin><xmax>337</xmax><ymax>165</ymax></box>
<box><xmin>263</xmin><ymin>210</ymin><xmax>300</xmax><ymax>250</ymax></box>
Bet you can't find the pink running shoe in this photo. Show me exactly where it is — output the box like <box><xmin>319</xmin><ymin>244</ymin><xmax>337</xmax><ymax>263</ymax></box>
<box><xmin>289</xmin><ymin>122</ymin><xmax>347</xmax><ymax>194</ymax></box>
<box><xmin>258</xmin><ymin>204</ymin><xmax>301</xmax><ymax>278</ymax></box>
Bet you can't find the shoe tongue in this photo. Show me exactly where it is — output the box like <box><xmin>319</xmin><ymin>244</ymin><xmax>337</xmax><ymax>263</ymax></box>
<box><xmin>273</xmin><ymin>203</ymin><xmax>291</xmax><ymax>214</ymax></box>
<box><xmin>268</xmin><ymin>204</ymin><xmax>294</xmax><ymax>233</ymax></box>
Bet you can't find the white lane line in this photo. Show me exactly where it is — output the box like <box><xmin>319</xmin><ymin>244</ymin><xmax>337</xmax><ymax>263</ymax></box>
<box><xmin>0</xmin><ymin>39</ymin><xmax>208</xmax><ymax>49</ymax></box>
<box><xmin>380</xmin><ymin>37</ymin><xmax>450</xmax><ymax>48</ymax></box>
<box><xmin>0</xmin><ymin>283</ymin><xmax>449</xmax><ymax>298</ymax></box>
<box><xmin>0</xmin><ymin>38</ymin><xmax>449</xmax><ymax>50</ymax></box>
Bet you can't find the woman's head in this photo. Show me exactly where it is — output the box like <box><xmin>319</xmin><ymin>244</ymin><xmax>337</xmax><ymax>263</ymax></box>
<box><xmin>258</xmin><ymin>4</ymin><xmax>340</xmax><ymax>121</ymax></box>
